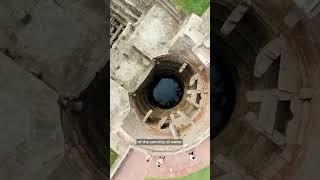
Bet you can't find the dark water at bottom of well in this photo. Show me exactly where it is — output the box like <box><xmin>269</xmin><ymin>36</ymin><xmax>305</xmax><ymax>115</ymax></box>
<box><xmin>152</xmin><ymin>78</ymin><xmax>183</xmax><ymax>109</ymax></box>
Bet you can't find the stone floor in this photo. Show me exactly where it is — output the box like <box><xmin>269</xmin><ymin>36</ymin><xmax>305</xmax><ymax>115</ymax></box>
<box><xmin>113</xmin><ymin>137</ymin><xmax>210</xmax><ymax>180</ymax></box>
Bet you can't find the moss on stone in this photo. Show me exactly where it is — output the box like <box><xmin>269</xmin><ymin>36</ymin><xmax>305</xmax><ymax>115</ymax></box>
<box><xmin>110</xmin><ymin>149</ymin><xmax>118</xmax><ymax>167</ymax></box>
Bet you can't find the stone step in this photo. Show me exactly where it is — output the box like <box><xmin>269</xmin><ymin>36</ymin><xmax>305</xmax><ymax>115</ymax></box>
<box><xmin>111</xmin><ymin>2</ymin><xmax>139</xmax><ymax>23</ymax></box>
<box><xmin>112</xmin><ymin>2</ymin><xmax>139</xmax><ymax>21</ymax></box>
<box><xmin>193</xmin><ymin>45</ymin><xmax>210</xmax><ymax>66</ymax></box>
<box><xmin>112</xmin><ymin>0</ymin><xmax>142</xmax><ymax>17</ymax></box>
<box><xmin>220</xmin><ymin>1</ymin><xmax>251</xmax><ymax>35</ymax></box>
<box><xmin>118</xmin><ymin>129</ymin><xmax>135</xmax><ymax>144</ymax></box>
<box><xmin>111</xmin><ymin>6</ymin><xmax>133</xmax><ymax>23</ymax></box>
<box><xmin>111</xmin><ymin>9</ymin><xmax>128</xmax><ymax>25</ymax></box>
<box><xmin>110</xmin><ymin>23</ymin><xmax>124</xmax><ymax>45</ymax></box>
<box><xmin>156</xmin><ymin>0</ymin><xmax>183</xmax><ymax>23</ymax></box>
<box><xmin>254</xmin><ymin>37</ymin><xmax>283</xmax><ymax>78</ymax></box>
<box><xmin>226</xmin><ymin>123</ymin><xmax>283</xmax><ymax>177</ymax></box>
<box><xmin>117</xmin><ymin>0</ymin><xmax>143</xmax><ymax>16</ymax></box>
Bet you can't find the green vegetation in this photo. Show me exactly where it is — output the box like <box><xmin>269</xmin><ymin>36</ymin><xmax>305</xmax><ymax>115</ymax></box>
<box><xmin>110</xmin><ymin>149</ymin><xmax>118</xmax><ymax>167</ymax></box>
<box><xmin>144</xmin><ymin>166</ymin><xmax>210</xmax><ymax>180</ymax></box>
<box><xmin>173</xmin><ymin>0</ymin><xmax>210</xmax><ymax>16</ymax></box>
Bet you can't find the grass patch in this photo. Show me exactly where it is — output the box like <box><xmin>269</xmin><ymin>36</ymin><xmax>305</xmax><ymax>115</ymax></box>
<box><xmin>173</xmin><ymin>0</ymin><xmax>210</xmax><ymax>16</ymax></box>
<box><xmin>110</xmin><ymin>149</ymin><xmax>118</xmax><ymax>167</ymax></box>
<box><xmin>144</xmin><ymin>166</ymin><xmax>210</xmax><ymax>180</ymax></box>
